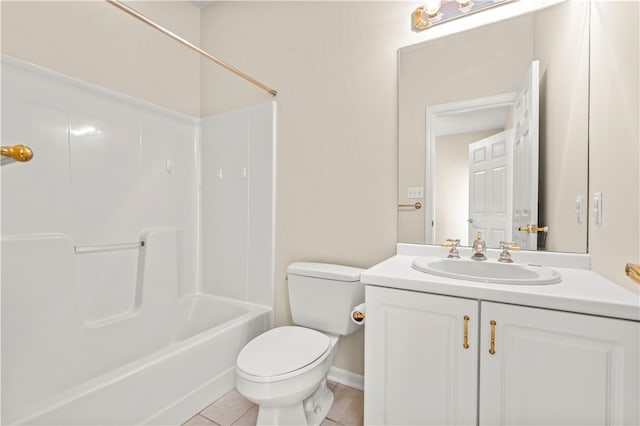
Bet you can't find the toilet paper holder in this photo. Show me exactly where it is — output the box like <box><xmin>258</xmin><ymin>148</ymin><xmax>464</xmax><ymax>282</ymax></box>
<box><xmin>351</xmin><ymin>303</ymin><xmax>366</xmax><ymax>324</ymax></box>
<box><xmin>352</xmin><ymin>311</ymin><xmax>365</xmax><ymax>322</ymax></box>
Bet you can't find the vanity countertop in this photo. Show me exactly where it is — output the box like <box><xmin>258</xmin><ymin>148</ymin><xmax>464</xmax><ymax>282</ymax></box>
<box><xmin>361</xmin><ymin>254</ymin><xmax>640</xmax><ymax>322</ymax></box>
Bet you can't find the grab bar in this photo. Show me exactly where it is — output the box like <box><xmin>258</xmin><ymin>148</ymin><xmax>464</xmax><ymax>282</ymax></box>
<box><xmin>1</xmin><ymin>144</ymin><xmax>33</xmax><ymax>163</ymax></box>
<box><xmin>75</xmin><ymin>241</ymin><xmax>144</xmax><ymax>254</ymax></box>
<box><xmin>625</xmin><ymin>263</ymin><xmax>640</xmax><ymax>285</ymax></box>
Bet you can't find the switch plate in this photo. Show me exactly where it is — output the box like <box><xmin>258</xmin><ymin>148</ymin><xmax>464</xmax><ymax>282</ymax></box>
<box><xmin>575</xmin><ymin>195</ymin><xmax>583</xmax><ymax>223</ymax></box>
<box><xmin>592</xmin><ymin>192</ymin><xmax>602</xmax><ymax>224</ymax></box>
<box><xmin>408</xmin><ymin>186</ymin><xmax>424</xmax><ymax>199</ymax></box>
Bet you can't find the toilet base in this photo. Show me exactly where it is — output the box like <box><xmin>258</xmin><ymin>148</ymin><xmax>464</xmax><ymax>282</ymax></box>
<box><xmin>256</xmin><ymin>379</ymin><xmax>334</xmax><ymax>426</ymax></box>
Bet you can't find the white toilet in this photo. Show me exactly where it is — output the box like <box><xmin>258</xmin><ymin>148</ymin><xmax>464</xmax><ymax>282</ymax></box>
<box><xmin>235</xmin><ymin>262</ymin><xmax>364</xmax><ymax>426</ymax></box>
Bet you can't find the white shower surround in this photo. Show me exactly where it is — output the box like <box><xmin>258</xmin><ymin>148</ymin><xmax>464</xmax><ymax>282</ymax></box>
<box><xmin>1</xmin><ymin>56</ymin><xmax>275</xmax><ymax>425</ymax></box>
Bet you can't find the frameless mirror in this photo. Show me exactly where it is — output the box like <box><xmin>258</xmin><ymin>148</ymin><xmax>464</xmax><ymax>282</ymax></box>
<box><xmin>398</xmin><ymin>1</ymin><xmax>590</xmax><ymax>253</ymax></box>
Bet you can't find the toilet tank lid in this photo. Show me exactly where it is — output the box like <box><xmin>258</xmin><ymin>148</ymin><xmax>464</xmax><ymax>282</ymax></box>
<box><xmin>287</xmin><ymin>262</ymin><xmax>363</xmax><ymax>282</ymax></box>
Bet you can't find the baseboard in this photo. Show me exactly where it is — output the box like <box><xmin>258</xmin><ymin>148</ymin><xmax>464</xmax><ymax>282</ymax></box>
<box><xmin>327</xmin><ymin>366</ymin><xmax>364</xmax><ymax>391</ymax></box>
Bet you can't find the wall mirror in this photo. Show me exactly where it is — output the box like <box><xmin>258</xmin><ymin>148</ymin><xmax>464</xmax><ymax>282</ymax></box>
<box><xmin>398</xmin><ymin>0</ymin><xmax>590</xmax><ymax>253</ymax></box>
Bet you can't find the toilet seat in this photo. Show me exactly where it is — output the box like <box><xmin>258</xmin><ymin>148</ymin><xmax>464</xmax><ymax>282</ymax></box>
<box><xmin>237</xmin><ymin>326</ymin><xmax>331</xmax><ymax>383</ymax></box>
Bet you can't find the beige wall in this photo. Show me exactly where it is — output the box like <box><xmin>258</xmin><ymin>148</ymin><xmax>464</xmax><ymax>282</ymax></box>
<box><xmin>589</xmin><ymin>1</ymin><xmax>640</xmax><ymax>294</ymax></box>
<box><xmin>534</xmin><ymin>1</ymin><xmax>589</xmax><ymax>253</ymax></box>
<box><xmin>398</xmin><ymin>14</ymin><xmax>535</xmax><ymax>243</ymax></box>
<box><xmin>1</xmin><ymin>1</ymin><xmax>201</xmax><ymax>117</ymax></box>
<box><xmin>200</xmin><ymin>2</ymin><xmax>411</xmax><ymax>374</ymax></box>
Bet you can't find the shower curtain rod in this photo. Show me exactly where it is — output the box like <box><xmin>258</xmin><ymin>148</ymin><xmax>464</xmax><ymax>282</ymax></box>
<box><xmin>105</xmin><ymin>0</ymin><xmax>277</xmax><ymax>97</ymax></box>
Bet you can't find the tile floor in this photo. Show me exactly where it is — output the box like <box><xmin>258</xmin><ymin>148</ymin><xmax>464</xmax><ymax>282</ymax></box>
<box><xmin>182</xmin><ymin>381</ymin><xmax>363</xmax><ymax>426</ymax></box>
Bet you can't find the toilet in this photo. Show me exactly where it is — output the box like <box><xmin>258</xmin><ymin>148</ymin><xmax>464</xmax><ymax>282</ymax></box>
<box><xmin>235</xmin><ymin>262</ymin><xmax>364</xmax><ymax>426</ymax></box>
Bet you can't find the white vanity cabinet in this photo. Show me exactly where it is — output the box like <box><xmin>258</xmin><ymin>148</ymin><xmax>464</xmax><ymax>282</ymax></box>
<box><xmin>364</xmin><ymin>286</ymin><xmax>479</xmax><ymax>425</ymax></box>
<box><xmin>364</xmin><ymin>285</ymin><xmax>640</xmax><ymax>425</ymax></box>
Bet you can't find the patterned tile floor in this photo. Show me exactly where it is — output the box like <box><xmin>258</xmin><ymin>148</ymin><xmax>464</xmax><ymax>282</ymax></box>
<box><xmin>182</xmin><ymin>381</ymin><xmax>364</xmax><ymax>426</ymax></box>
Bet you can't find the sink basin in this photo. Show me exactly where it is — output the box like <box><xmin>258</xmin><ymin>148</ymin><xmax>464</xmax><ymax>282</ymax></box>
<box><xmin>412</xmin><ymin>257</ymin><xmax>562</xmax><ymax>285</ymax></box>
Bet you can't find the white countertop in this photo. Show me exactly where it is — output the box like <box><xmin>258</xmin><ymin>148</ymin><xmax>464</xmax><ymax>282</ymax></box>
<box><xmin>362</xmin><ymin>254</ymin><xmax>640</xmax><ymax>322</ymax></box>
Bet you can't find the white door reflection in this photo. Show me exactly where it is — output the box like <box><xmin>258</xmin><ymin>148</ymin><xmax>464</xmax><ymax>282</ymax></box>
<box><xmin>427</xmin><ymin>60</ymin><xmax>539</xmax><ymax>249</ymax></box>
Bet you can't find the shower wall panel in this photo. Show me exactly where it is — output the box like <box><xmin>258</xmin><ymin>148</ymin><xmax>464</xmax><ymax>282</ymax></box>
<box><xmin>1</xmin><ymin>56</ymin><xmax>199</xmax><ymax>299</ymax></box>
<box><xmin>201</xmin><ymin>102</ymin><xmax>275</xmax><ymax>309</ymax></box>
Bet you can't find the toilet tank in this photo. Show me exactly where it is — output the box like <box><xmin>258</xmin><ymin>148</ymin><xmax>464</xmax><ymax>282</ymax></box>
<box><xmin>287</xmin><ymin>262</ymin><xmax>365</xmax><ymax>336</ymax></box>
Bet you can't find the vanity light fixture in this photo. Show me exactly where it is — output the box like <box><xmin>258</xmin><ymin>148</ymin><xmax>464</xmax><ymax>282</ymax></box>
<box><xmin>413</xmin><ymin>0</ymin><xmax>512</xmax><ymax>31</ymax></box>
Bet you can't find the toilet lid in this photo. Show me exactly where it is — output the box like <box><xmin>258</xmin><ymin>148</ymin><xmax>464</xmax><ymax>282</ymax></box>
<box><xmin>237</xmin><ymin>326</ymin><xmax>330</xmax><ymax>377</ymax></box>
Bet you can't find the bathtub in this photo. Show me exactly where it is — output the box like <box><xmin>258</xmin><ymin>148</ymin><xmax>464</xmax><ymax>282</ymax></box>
<box><xmin>7</xmin><ymin>293</ymin><xmax>270</xmax><ymax>426</ymax></box>
<box><xmin>1</xmin><ymin>233</ymin><xmax>271</xmax><ymax>425</ymax></box>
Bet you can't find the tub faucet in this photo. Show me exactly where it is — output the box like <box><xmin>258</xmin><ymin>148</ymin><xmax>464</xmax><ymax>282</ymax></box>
<box><xmin>471</xmin><ymin>232</ymin><xmax>486</xmax><ymax>261</ymax></box>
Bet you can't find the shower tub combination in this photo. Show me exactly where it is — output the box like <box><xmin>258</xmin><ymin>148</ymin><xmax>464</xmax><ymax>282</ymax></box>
<box><xmin>1</xmin><ymin>57</ymin><xmax>275</xmax><ymax>425</ymax></box>
<box><xmin>1</xmin><ymin>232</ymin><xmax>270</xmax><ymax>425</ymax></box>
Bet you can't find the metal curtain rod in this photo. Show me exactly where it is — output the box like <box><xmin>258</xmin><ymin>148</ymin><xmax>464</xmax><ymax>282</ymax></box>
<box><xmin>105</xmin><ymin>0</ymin><xmax>277</xmax><ymax>97</ymax></box>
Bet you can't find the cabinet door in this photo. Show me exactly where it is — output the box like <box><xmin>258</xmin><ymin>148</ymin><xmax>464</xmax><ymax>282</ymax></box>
<box><xmin>364</xmin><ymin>286</ymin><xmax>479</xmax><ymax>425</ymax></box>
<box><xmin>479</xmin><ymin>302</ymin><xmax>640</xmax><ymax>425</ymax></box>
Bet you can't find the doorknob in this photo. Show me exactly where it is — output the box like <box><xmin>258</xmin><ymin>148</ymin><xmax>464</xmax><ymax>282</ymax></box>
<box><xmin>467</xmin><ymin>218</ymin><xmax>473</xmax><ymax>224</ymax></box>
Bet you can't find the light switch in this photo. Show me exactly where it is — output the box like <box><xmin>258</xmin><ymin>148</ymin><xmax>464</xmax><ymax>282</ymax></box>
<box><xmin>408</xmin><ymin>187</ymin><xmax>424</xmax><ymax>199</ymax></box>
<box><xmin>575</xmin><ymin>196</ymin><xmax>583</xmax><ymax>223</ymax></box>
<box><xmin>592</xmin><ymin>192</ymin><xmax>602</xmax><ymax>224</ymax></box>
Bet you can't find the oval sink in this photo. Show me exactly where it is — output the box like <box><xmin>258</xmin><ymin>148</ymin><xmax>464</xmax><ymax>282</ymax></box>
<box><xmin>412</xmin><ymin>258</ymin><xmax>562</xmax><ymax>285</ymax></box>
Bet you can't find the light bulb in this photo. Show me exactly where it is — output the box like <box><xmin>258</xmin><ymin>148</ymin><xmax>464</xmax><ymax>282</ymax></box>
<box><xmin>457</xmin><ymin>0</ymin><xmax>473</xmax><ymax>12</ymax></box>
<box><xmin>425</xmin><ymin>0</ymin><xmax>441</xmax><ymax>17</ymax></box>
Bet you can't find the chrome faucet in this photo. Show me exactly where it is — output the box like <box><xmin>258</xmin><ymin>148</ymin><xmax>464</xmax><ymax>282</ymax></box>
<box><xmin>471</xmin><ymin>232</ymin><xmax>486</xmax><ymax>261</ymax></box>
<box><xmin>441</xmin><ymin>239</ymin><xmax>461</xmax><ymax>259</ymax></box>
<box><xmin>498</xmin><ymin>241</ymin><xmax>520</xmax><ymax>263</ymax></box>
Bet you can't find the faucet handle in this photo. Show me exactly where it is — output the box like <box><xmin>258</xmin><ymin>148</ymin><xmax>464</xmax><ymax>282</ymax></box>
<box><xmin>441</xmin><ymin>239</ymin><xmax>461</xmax><ymax>259</ymax></box>
<box><xmin>499</xmin><ymin>241</ymin><xmax>521</xmax><ymax>250</ymax></box>
<box><xmin>498</xmin><ymin>241</ymin><xmax>521</xmax><ymax>263</ymax></box>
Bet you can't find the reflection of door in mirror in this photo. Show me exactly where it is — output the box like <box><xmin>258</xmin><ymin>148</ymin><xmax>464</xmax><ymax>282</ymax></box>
<box><xmin>428</xmin><ymin>92</ymin><xmax>515</xmax><ymax>247</ymax></box>
<box><xmin>432</xmin><ymin>60</ymin><xmax>539</xmax><ymax>250</ymax></box>
<box><xmin>468</xmin><ymin>130</ymin><xmax>513</xmax><ymax>248</ymax></box>
<box><xmin>512</xmin><ymin>60</ymin><xmax>539</xmax><ymax>250</ymax></box>
<box><xmin>435</xmin><ymin>127</ymin><xmax>507</xmax><ymax>247</ymax></box>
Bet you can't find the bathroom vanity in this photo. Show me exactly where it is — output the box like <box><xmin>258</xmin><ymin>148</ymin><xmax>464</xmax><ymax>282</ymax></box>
<box><xmin>362</xmin><ymin>245</ymin><xmax>640</xmax><ymax>425</ymax></box>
